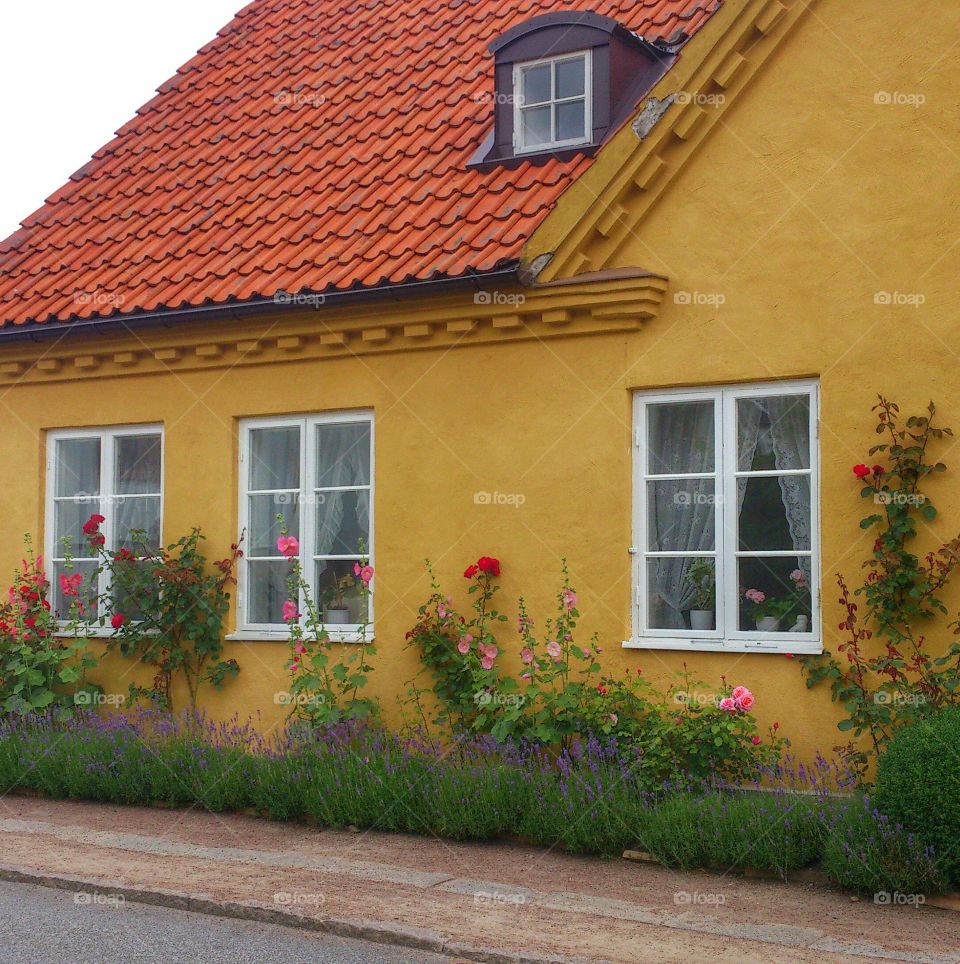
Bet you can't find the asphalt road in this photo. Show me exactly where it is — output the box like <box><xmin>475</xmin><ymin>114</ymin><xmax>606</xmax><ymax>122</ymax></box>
<box><xmin>0</xmin><ymin>881</ymin><xmax>453</xmax><ymax>963</ymax></box>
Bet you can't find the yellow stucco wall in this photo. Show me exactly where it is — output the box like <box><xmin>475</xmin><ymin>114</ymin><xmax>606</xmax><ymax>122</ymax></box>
<box><xmin>1</xmin><ymin>0</ymin><xmax>958</xmax><ymax>761</ymax></box>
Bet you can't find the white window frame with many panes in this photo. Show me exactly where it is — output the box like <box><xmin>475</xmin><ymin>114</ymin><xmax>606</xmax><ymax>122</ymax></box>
<box><xmin>627</xmin><ymin>381</ymin><xmax>821</xmax><ymax>654</ymax></box>
<box><xmin>513</xmin><ymin>50</ymin><xmax>592</xmax><ymax>154</ymax></box>
<box><xmin>45</xmin><ymin>425</ymin><xmax>164</xmax><ymax>630</ymax></box>
<box><xmin>234</xmin><ymin>411</ymin><xmax>373</xmax><ymax>641</ymax></box>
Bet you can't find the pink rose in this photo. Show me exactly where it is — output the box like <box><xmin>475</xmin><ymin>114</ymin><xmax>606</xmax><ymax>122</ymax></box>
<box><xmin>738</xmin><ymin>692</ymin><xmax>755</xmax><ymax>711</ymax></box>
<box><xmin>731</xmin><ymin>685</ymin><xmax>750</xmax><ymax>701</ymax></box>
<box><xmin>751</xmin><ymin>735</ymin><xmax>761</xmax><ymax>745</ymax></box>
<box><xmin>719</xmin><ymin>697</ymin><xmax>736</xmax><ymax>712</ymax></box>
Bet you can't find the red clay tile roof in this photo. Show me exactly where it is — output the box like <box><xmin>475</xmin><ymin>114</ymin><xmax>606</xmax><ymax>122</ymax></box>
<box><xmin>0</xmin><ymin>0</ymin><xmax>720</xmax><ymax>329</ymax></box>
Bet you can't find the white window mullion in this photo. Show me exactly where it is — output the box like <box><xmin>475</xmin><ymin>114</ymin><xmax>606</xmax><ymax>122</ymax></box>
<box><xmin>301</xmin><ymin>417</ymin><xmax>314</xmax><ymax>631</ymax></box>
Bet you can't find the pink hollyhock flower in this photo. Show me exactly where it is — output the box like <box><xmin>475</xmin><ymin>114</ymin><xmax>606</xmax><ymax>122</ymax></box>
<box><xmin>520</xmin><ymin>647</ymin><xmax>534</xmax><ymax>665</ymax></box>
<box><xmin>462</xmin><ymin>633</ymin><xmax>474</xmax><ymax>645</ymax></box>
<box><xmin>546</xmin><ymin>640</ymin><xmax>561</xmax><ymax>659</ymax></box>
<box><xmin>359</xmin><ymin>565</ymin><xmax>374</xmax><ymax>585</ymax></box>
<box><xmin>354</xmin><ymin>562</ymin><xmax>362</xmax><ymax>576</ymax></box>
<box><xmin>289</xmin><ymin>662</ymin><xmax>300</xmax><ymax>673</ymax></box>
<box><xmin>294</xmin><ymin>641</ymin><xmax>307</xmax><ymax>655</ymax></box>
<box><xmin>282</xmin><ymin>600</ymin><xmax>300</xmax><ymax>622</ymax></box>
<box><xmin>437</xmin><ymin>604</ymin><xmax>449</xmax><ymax>620</ymax></box>
<box><xmin>276</xmin><ymin>536</ymin><xmax>299</xmax><ymax>558</ymax></box>
<box><xmin>751</xmin><ymin>735</ymin><xmax>761</xmax><ymax>745</ymax></box>
<box><xmin>745</xmin><ymin>589</ymin><xmax>766</xmax><ymax>604</ymax></box>
<box><xmin>562</xmin><ymin>589</ymin><xmax>577</xmax><ymax>611</ymax></box>
<box><xmin>111</xmin><ymin>613</ymin><xmax>126</xmax><ymax>630</ymax></box>
<box><xmin>484</xmin><ymin>644</ymin><xmax>498</xmax><ymax>660</ymax></box>
<box><xmin>59</xmin><ymin>572</ymin><xmax>83</xmax><ymax>597</ymax></box>
<box><xmin>719</xmin><ymin>697</ymin><xmax>736</xmax><ymax>712</ymax></box>
<box><xmin>520</xmin><ymin>672</ymin><xmax>531</xmax><ymax>681</ymax></box>
<box><xmin>608</xmin><ymin>713</ymin><xmax>618</xmax><ymax>725</ymax></box>
<box><xmin>457</xmin><ymin>638</ymin><xmax>470</xmax><ymax>655</ymax></box>
<box><xmin>481</xmin><ymin>656</ymin><xmax>495</xmax><ymax>671</ymax></box>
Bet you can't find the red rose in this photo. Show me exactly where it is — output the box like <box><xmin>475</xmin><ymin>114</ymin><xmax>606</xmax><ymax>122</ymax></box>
<box><xmin>872</xmin><ymin>465</ymin><xmax>884</xmax><ymax>476</ymax></box>
<box><xmin>463</xmin><ymin>565</ymin><xmax>479</xmax><ymax>579</ymax></box>
<box><xmin>111</xmin><ymin>613</ymin><xmax>126</xmax><ymax>630</ymax></box>
<box><xmin>852</xmin><ymin>464</ymin><xmax>871</xmax><ymax>479</ymax></box>
<box><xmin>477</xmin><ymin>556</ymin><xmax>501</xmax><ymax>577</ymax></box>
<box><xmin>91</xmin><ymin>534</ymin><xmax>105</xmax><ymax>547</ymax></box>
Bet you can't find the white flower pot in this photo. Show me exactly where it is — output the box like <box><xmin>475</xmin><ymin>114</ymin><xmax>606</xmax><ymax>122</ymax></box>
<box><xmin>324</xmin><ymin>607</ymin><xmax>352</xmax><ymax>625</ymax></box>
<box><xmin>690</xmin><ymin>610</ymin><xmax>714</xmax><ymax>631</ymax></box>
<box><xmin>755</xmin><ymin>616</ymin><xmax>781</xmax><ymax>632</ymax></box>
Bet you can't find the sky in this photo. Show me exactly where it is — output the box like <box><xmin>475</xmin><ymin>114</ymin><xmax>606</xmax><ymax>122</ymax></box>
<box><xmin>0</xmin><ymin>1</ymin><xmax>243</xmax><ymax>241</ymax></box>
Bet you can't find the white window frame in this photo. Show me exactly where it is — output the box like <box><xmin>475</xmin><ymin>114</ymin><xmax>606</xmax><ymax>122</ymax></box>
<box><xmin>45</xmin><ymin>424</ymin><xmax>164</xmax><ymax>632</ymax></box>
<box><xmin>513</xmin><ymin>49</ymin><xmax>592</xmax><ymax>154</ymax></box>
<box><xmin>233</xmin><ymin>410</ymin><xmax>374</xmax><ymax>642</ymax></box>
<box><xmin>626</xmin><ymin>380</ymin><xmax>821</xmax><ymax>655</ymax></box>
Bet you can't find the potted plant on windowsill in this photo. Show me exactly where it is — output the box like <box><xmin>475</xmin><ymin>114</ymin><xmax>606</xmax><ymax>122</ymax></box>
<box><xmin>322</xmin><ymin>574</ymin><xmax>356</xmax><ymax>625</ymax></box>
<box><xmin>744</xmin><ymin>588</ymin><xmax>796</xmax><ymax>632</ymax></box>
<box><xmin>688</xmin><ymin>559</ymin><xmax>716</xmax><ymax>631</ymax></box>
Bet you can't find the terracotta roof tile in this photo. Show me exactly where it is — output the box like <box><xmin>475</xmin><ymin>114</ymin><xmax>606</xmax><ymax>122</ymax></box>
<box><xmin>0</xmin><ymin>0</ymin><xmax>721</xmax><ymax>328</ymax></box>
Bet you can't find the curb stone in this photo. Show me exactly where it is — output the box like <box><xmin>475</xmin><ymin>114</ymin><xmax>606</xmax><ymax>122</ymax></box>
<box><xmin>0</xmin><ymin>865</ymin><xmax>571</xmax><ymax>964</ymax></box>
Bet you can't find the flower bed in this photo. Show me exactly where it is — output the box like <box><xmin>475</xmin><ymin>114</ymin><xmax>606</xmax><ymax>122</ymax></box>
<box><xmin>0</xmin><ymin>711</ymin><xmax>945</xmax><ymax>897</ymax></box>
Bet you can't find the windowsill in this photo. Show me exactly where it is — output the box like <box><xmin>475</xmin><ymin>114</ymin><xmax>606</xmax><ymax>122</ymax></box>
<box><xmin>622</xmin><ymin>637</ymin><xmax>823</xmax><ymax>655</ymax></box>
<box><xmin>226</xmin><ymin>629</ymin><xmax>373</xmax><ymax>644</ymax></box>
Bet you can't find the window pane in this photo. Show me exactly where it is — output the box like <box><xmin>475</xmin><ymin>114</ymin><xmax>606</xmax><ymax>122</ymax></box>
<box><xmin>52</xmin><ymin>560</ymin><xmax>98</xmax><ymax>619</ymax></box>
<box><xmin>247</xmin><ymin>561</ymin><xmax>292</xmax><ymax>625</ymax></box>
<box><xmin>316</xmin><ymin>422</ymin><xmax>370</xmax><ymax>488</ymax></box>
<box><xmin>646</xmin><ymin>558</ymin><xmax>713</xmax><ymax>631</ymax></box>
<box><xmin>646</xmin><ymin>479</ymin><xmax>715</xmax><ymax>551</ymax></box>
<box><xmin>738</xmin><ymin>558</ymin><xmax>811</xmax><ymax>633</ymax></box>
<box><xmin>646</xmin><ymin>400</ymin><xmax>715</xmax><ymax>475</ymax></box>
<box><xmin>521</xmin><ymin>64</ymin><xmax>551</xmax><ymax>105</ymax></box>
<box><xmin>556</xmin><ymin>100</ymin><xmax>586</xmax><ymax>142</ymax></box>
<box><xmin>55</xmin><ymin>438</ymin><xmax>100</xmax><ymax>498</ymax></box>
<box><xmin>55</xmin><ymin>499</ymin><xmax>100</xmax><ymax>559</ymax></box>
<box><xmin>115</xmin><ymin>434</ymin><xmax>161</xmax><ymax>494</ymax></box>
<box><xmin>114</xmin><ymin>495</ymin><xmax>162</xmax><ymax>552</ymax></box>
<box><xmin>249</xmin><ymin>426</ymin><xmax>300</xmax><ymax>491</ymax></box>
<box><xmin>316</xmin><ymin>491</ymin><xmax>370</xmax><ymax>556</ymax></box>
<box><xmin>738</xmin><ymin>475</ymin><xmax>811</xmax><ymax>551</ymax></box>
<box><xmin>316</xmin><ymin>559</ymin><xmax>369</xmax><ymax>624</ymax></box>
<box><xmin>555</xmin><ymin>57</ymin><xmax>585</xmax><ymax>98</ymax></box>
<box><xmin>738</xmin><ymin>394</ymin><xmax>810</xmax><ymax>471</ymax></box>
<box><xmin>249</xmin><ymin>494</ymin><xmax>299</xmax><ymax>557</ymax></box>
<box><xmin>521</xmin><ymin>106</ymin><xmax>551</xmax><ymax>147</ymax></box>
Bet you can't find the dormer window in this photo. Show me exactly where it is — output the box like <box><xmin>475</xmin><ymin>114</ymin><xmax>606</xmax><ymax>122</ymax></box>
<box><xmin>514</xmin><ymin>51</ymin><xmax>592</xmax><ymax>153</ymax></box>
<box><xmin>471</xmin><ymin>11</ymin><xmax>676</xmax><ymax>170</ymax></box>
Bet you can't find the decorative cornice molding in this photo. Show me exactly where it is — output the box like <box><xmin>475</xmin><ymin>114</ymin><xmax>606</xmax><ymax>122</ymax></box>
<box><xmin>527</xmin><ymin>0</ymin><xmax>815</xmax><ymax>281</ymax></box>
<box><xmin>0</xmin><ymin>270</ymin><xmax>668</xmax><ymax>387</ymax></box>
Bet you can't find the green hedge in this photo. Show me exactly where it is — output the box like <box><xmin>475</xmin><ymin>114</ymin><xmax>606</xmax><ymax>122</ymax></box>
<box><xmin>875</xmin><ymin>706</ymin><xmax>960</xmax><ymax>885</ymax></box>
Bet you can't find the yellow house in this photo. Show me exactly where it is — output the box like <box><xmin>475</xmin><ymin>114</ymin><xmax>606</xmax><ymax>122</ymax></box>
<box><xmin>0</xmin><ymin>0</ymin><xmax>957</xmax><ymax>760</ymax></box>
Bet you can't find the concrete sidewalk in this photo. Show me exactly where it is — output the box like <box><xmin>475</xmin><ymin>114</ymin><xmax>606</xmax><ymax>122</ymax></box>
<box><xmin>0</xmin><ymin>797</ymin><xmax>957</xmax><ymax>963</ymax></box>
